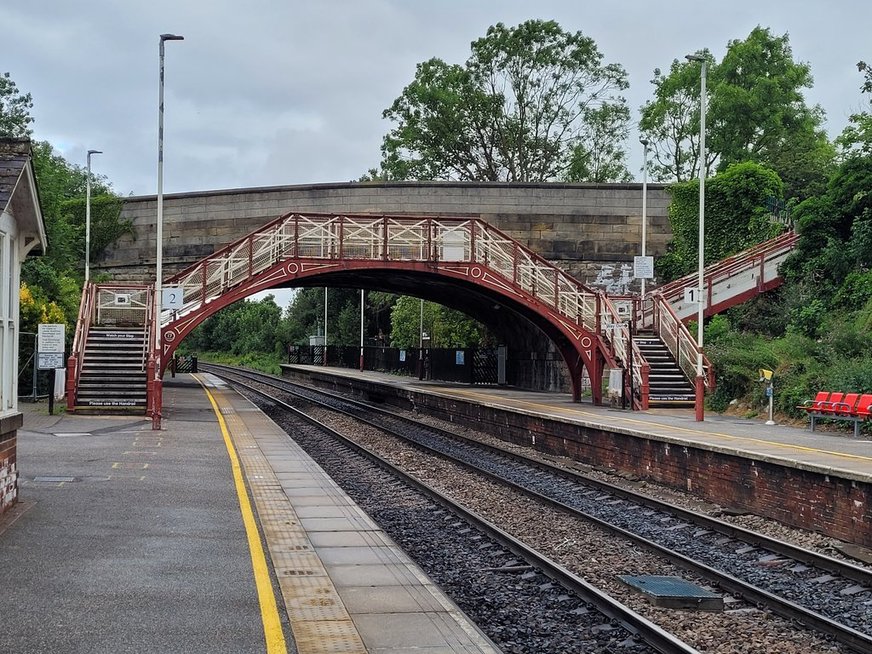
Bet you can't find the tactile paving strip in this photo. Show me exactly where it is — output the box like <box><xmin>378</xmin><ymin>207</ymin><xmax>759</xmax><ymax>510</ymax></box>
<box><xmin>214</xmin><ymin>389</ymin><xmax>367</xmax><ymax>653</ymax></box>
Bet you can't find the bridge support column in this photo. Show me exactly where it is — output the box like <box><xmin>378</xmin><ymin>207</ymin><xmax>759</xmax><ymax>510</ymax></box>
<box><xmin>589</xmin><ymin>350</ymin><xmax>604</xmax><ymax>406</ymax></box>
<box><xmin>559</xmin><ymin>345</ymin><xmax>602</xmax><ymax>405</ymax></box>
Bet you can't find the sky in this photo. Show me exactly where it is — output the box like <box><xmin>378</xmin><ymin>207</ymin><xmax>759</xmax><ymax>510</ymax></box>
<box><xmin>5</xmin><ymin>0</ymin><xmax>871</xmax><ymax>200</ymax></box>
<box><xmin>5</xmin><ymin>2</ymin><xmax>870</xmax><ymax>309</ymax></box>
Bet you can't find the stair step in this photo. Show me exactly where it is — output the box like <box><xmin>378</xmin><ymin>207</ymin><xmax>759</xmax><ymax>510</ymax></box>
<box><xmin>75</xmin><ymin>399</ymin><xmax>148</xmax><ymax>408</ymax></box>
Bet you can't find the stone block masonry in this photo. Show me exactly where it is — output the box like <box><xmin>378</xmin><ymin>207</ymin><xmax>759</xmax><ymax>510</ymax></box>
<box><xmin>96</xmin><ymin>181</ymin><xmax>672</xmax><ymax>294</ymax></box>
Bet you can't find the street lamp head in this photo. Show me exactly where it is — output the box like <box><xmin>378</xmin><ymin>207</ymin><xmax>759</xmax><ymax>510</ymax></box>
<box><xmin>160</xmin><ymin>33</ymin><xmax>185</xmax><ymax>42</ymax></box>
<box><xmin>87</xmin><ymin>149</ymin><xmax>102</xmax><ymax>156</ymax></box>
<box><xmin>685</xmin><ymin>54</ymin><xmax>705</xmax><ymax>63</ymax></box>
<box><xmin>640</xmin><ymin>138</ymin><xmax>649</xmax><ymax>147</ymax></box>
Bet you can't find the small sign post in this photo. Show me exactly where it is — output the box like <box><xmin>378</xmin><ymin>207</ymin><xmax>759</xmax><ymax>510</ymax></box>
<box><xmin>38</xmin><ymin>323</ymin><xmax>65</xmax><ymax>415</ymax></box>
<box><xmin>759</xmin><ymin>368</ymin><xmax>775</xmax><ymax>425</ymax></box>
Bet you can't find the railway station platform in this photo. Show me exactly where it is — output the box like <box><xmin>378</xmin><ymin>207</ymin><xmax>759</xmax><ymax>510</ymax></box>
<box><xmin>280</xmin><ymin>364</ymin><xmax>872</xmax><ymax>479</ymax></box>
<box><xmin>280</xmin><ymin>364</ymin><xmax>872</xmax><ymax>549</ymax></box>
<box><xmin>0</xmin><ymin>375</ymin><xmax>498</xmax><ymax>654</ymax></box>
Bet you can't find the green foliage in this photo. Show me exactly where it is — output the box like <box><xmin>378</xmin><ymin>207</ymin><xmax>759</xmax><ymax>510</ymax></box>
<box><xmin>787</xmin><ymin>298</ymin><xmax>826</xmax><ymax>338</ymax></box>
<box><xmin>639</xmin><ymin>52</ymin><xmax>715</xmax><ymax>182</ymax></box>
<box><xmin>659</xmin><ymin>161</ymin><xmax>784</xmax><ymax>280</ymax></box>
<box><xmin>381</xmin><ymin>19</ymin><xmax>630</xmax><ymax>182</ymax></box>
<box><xmin>0</xmin><ymin>72</ymin><xmax>34</xmax><ymax>137</ymax></box>
<box><xmin>780</xmin><ymin>154</ymin><xmax>872</xmax><ymax>337</ymax></box>
<box><xmin>705</xmin><ymin>330</ymin><xmax>780</xmax><ymax>412</ymax></box>
<box><xmin>836</xmin><ymin>61</ymin><xmax>872</xmax><ymax>158</ymax></box>
<box><xmin>196</xmin><ymin>351</ymin><xmax>283</xmax><ymax>376</ymax></box>
<box><xmin>639</xmin><ymin>27</ymin><xmax>833</xmax><ymax>197</ymax></box>
<box><xmin>704</xmin><ymin>314</ymin><xmax>731</xmax><ymax>343</ymax></box>
<box><xmin>390</xmin><ymin>297</ymin><xmax>435</xmax><ymax>348</ymax></box>
<box><xmin>187</xmin><ymin>296</ymin><xmax>286</xmax><ymax>356</ymax></box>
<box><xmin>62</xmin><ymin>195</ymin><xmax>131</xmax><ymax>261</ymax></box>
<box><xmin>833</xmin><ymin>270</ymin><xmax>872</xmax><ymax>309</ymax></box>
<box><xmin>15</xmin><ymin>140</ymin><xmax>126</xmax><ymax>332</ymax></box>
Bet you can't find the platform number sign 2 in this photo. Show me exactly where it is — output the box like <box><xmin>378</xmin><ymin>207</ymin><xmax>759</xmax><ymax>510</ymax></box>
<box><xmin>162</xmin><ymin>287</ymin><xmax>184</xmax><ymax>311</ymax></box>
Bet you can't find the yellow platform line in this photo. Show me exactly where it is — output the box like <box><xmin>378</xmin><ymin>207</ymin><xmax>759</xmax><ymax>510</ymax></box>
<box><xmin>201</xmin><ymin>381</ymin><xmax>287</xmax><ymax>654</ymax></box>
<box><xmin>432</xmin><ymin>386</ymin><xmax>872</xmax><ymax>466</ymax></box>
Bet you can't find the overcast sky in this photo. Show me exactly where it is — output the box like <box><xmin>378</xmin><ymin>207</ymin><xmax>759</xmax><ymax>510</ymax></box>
<box><xmin>4</xmin><ymin>1</ymin><xmax>870</xmax><ymax>198</ymax></box>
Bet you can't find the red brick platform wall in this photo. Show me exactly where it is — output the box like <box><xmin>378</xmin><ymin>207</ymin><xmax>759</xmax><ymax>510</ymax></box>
<box><xmin>0</xmin><ymin>413</ymin><xmax>22</xmax><ymax>515</ymax></box>
<box><xmin>285</xmin><ymin>368</ymin><xmax>872</xmax><ymax>548</ymax></box>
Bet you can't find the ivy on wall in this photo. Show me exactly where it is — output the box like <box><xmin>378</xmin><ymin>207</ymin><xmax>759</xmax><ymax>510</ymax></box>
<box><xmin>658</xmin><ymin>161</ymin><xmax>785</xmax><ymax>281</ymax></box>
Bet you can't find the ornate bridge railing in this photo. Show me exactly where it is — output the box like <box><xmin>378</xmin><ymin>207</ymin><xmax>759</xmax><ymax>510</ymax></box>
<box><xmin>166</xmin><ymin>213</ymin><xmax>604</xmax><ymax>328</ymax></box>
<box><xmin>164</xmin><ymin>212</ymin><xmax>639</xmax><ymax>388</ymax></box>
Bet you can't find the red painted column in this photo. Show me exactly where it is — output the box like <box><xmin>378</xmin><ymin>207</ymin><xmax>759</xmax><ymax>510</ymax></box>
<box><xmin>65</xmin><ymin>355</ymin><xmax>77</xmax><ymax>411</ymax></box>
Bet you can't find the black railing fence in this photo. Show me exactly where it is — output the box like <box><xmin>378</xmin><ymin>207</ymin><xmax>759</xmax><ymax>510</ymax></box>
<box><xmin>287</xmin><ymin>344</ymin><xmax>504</xmax><ymax>386</ymax></box>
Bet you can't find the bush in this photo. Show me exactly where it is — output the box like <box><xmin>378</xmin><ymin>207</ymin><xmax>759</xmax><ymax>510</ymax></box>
<box><xmin>706</xmin><ymin>331</ymin><xmax>779</xmax><ymax>412</ymax></box>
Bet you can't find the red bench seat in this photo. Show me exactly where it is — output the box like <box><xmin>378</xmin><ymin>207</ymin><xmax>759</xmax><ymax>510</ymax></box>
<box><xmin>801</xmin><ymin>391</ymin><xmax>872</xmax><ymax>437</ymax></box>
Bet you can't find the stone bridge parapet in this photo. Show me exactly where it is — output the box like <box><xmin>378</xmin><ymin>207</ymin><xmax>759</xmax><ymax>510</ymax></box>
<box><xmin>97</xmin><ymin>181</ymin><xmax>671</xmax><ymax>292</ymax></box>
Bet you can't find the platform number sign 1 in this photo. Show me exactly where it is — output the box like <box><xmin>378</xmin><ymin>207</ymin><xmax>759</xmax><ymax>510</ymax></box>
<box><xmin>683</xmin><ymin>287</ymin><xmax>703</xmax><ymax>305</ymax></box>
<box><xmin>162</xmin><ymin>287</ymin><xmax>184</xmax><ymax>311</ymax></box>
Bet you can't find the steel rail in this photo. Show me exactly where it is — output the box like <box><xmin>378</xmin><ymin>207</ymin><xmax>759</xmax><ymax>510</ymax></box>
<box><xmin>213</xmin><ymin>371</ymin><xmax>701</xmax><ymax>654</ymax></box>
<box><xmin>208</xmin><ymin>364</ymin><xmax>871</xmax><ymax>584</ymax></box>
<box><xmin>205</xmin><ymin>364</ymin><xmax>872</xmax><ymax>654</ymax></box>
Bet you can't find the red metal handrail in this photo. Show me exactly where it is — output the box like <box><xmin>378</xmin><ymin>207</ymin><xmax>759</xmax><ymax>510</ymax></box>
<box><xmin>653</xmin><ymin>230</ymin><xmax>798</xmax><ymax>317</ymax></box>
<box><xmin>67</xmin><ymin>282</ymin><xmax>96</xmax><ymax>410</ymax></box>
<box><xmin>651</xmin><ymin>292</ymin><xmax>715</xmax><ymax>389</ymax></box>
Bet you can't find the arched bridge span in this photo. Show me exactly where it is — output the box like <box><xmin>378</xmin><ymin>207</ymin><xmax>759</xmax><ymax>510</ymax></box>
<box><xmin>162</xmin><ymin>212</ymin><xmax>633</xmax><ymax>403</ymax></box>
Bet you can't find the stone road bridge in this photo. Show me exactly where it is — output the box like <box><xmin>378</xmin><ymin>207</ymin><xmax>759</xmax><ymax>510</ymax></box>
<box><xmin>97</xmin><ymin>181</ymin><xmax>671</xmax><ymax>295</ymax></box>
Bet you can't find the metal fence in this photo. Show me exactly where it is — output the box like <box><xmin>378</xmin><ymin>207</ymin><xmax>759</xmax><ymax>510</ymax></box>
<box><xmin>288</xmin><ymin>344</ymin><xmax>501</xmax><ymax>385</ymax></box>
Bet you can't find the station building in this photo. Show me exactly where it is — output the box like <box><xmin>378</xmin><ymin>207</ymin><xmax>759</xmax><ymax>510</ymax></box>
<box><xmin>0</xmin><ymin>138</ymin><xmax>47</xmax><ymax>514</ymax></box>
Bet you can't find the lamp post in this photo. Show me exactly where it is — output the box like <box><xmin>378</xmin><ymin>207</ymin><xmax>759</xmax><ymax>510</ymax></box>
<box><xmin>359</xmin><ymin>289</ymin><xmax>365</xmax><ymax>371</ymax></box>
<box><xmin>153</xmin><ymin>32</ymin><xmax>184</xmax><ymax>430</ymax></box>
<box><xmin>639</xmin><ymin>139</ymin><xmax>649</xmax><ymax>298</ymax></box>
<box><xmin>85</xmin><ymin>149</ymin><xmax>102</xmax><ymax>282</ymax></box>
<box><xmin>323</xmin><ymin>287</ymin><xmax>328</xmax><ymax>366</ymax></box>
<box><xmin>686</xmin><ymin>53</ymin><xmax>707</xmax><ymax>422</ymax></box>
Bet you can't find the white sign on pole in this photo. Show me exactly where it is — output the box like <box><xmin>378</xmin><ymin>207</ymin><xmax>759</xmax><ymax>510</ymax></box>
<box><xmin>38</xmin><ymin>323</ymin><xmax>65</xmax><ymax>354</ymax></box>
<box><xmin>633</xmin><ymin>255</ymin><xmax>654</xmax><ymax>280</ymax></box>
<box><xmin>37</xmin><ymin>323</ymin><xmax>65</xmax><ymax>370</ymax></box>
<box><xmin>162</xmin><ymin>287</ymin><xmax>184</xmax><ymax>310</ymax></box>
<box><xmin>683</xmin><ymin>287</ymin><xmax>703</xmax><ymax>304</ymax></box>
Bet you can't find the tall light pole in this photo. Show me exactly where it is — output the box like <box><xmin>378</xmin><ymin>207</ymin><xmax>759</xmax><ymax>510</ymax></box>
<box><xmin>323</xmin><ymin>287</ymin><xmax>328</xmax><ymax>366</ymax></box>
<box><xmin>686</xmin><ymin>53</ymin><xmax>707</xmax><ymax>422</ymax></box>
<box><xmin>359</xmin><ymin>289</ymin><xmax>365</xmax><ymax>371</ymax></box>
<box><xmin>639</xmin><ymin>139</ymin><xmax>649</xmax><ymax>298</ymax></box>
<box><xmin>85</xmin><ymin>149</ymin><xmax>102</xmax><ymax>282</ymax></box>
<box><xmin>154</xmin><ymin>33</ymin><xmax>184</xmax><ymax>429</ymax></box>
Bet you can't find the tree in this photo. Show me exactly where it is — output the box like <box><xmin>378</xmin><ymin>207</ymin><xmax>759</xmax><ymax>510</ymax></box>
<box><xmin>381</xmin><ymin>20</ymin><xmax>630</xmax><ymax>182</ymax></box>
<box><xmin>836</xmin><ymin>61</ymin><xmax>872</xmax><ymax>158</ymax></box>
<box><xmin>0</xmin><ymin>72</ymin><xmax>34</xmax><ymax>138</ymax></box>
<box><xmin>639</xmin><ymin>54</ymin><xmax>717</xmax><ymax>182</ymax></box>
<box><xmin>390</xmin><ymin>296</ymin><xmax>484</xmax><ymax>348</ymax></box>
<box><xmin>640</xmin><ymin>27</ymin><xmax>832</xmax><ymax>199</ymax></box>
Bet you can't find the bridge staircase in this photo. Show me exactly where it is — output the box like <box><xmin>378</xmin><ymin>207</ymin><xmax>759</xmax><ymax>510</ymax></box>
<box><xmin>655</xmin><ymin>230</ymin><xmax>799</xmax><ymax>323</ymax></box>
<box><xmin>67</xmin><ymin>284</ymin><xmax>154</xmax><ymax>414</ymax></box>
<box><xmin>633</xmin><ymin>229</ymin><xmax>798</xmax><ymax>408</ymax></box>
<box><xmin>634</xmin><ymin>333</ymin><xmax>695</xmax><ymax>406</ymax></box>
<box><xmin>75</xmin><ymin>327</ymin><xmax>149</xmax><ymax>410</ymax></box>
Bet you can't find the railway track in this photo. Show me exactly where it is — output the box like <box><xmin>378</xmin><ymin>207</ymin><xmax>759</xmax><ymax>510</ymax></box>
<box><xmin>203</xmin><ymin>364</ymin><xmax>872</xmax><ymax>653</ymax></box>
